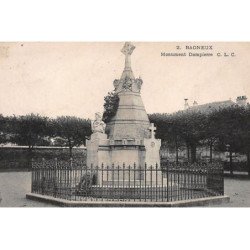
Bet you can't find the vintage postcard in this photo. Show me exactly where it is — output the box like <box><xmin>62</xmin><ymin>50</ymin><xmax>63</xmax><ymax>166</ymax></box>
<box><xmin>0</xmin><ymin>42</ymin><xmax>249</xmax><ymax>207</ymax></box>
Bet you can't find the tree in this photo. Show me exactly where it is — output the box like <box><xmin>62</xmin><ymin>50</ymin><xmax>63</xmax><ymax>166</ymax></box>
<box><xmin>210</xmin><ymin>106</ymin><xmax>250</xmax><ymax>175</ymax></box>
<box><xmin>53</xmin><ymin>116</ymin><xmax>91</xmax><ymax>157</ymax></box>
<box><xmin>201</xmin><ymin>114</ymin><xmax>218</xmax><ymax>163</ymax></box>
<box><xmin>240</xmin><ymin>105</ymin><xmax>250</xmax><ymax>175</ymax></box>
<box><xmin>175</xmin><ymin>111</ymin><xmax>208</xmax><ymax>163</ymax></box>
<box><xmin>103</xmin><ymin>91</ymin><xmax>119</xmax><ymax>123</ymax></box>
<box><xmin>151</xmin><ymin>104</ymin><xmax>250</xmax><ymax>172</ymax></box>
<box><xmin>149</xmin><ymin>113</ymin><xmax>185</xmax><ymax>163</ymax></box>
<box><xmin>0</xmin><ymin>114</ymin><xmax>7</xmax><ymax>144</ymax></box>
<box><xmin>150</xmin><ymin>111</ymin><xmax>208</xmax><ymax>163</ymax></box>
<box><xmin>10</xmin><ymin>114</ymin><xmax>51</xmax><ymax>151</ymax></box>
<box><xmin>215</xmin><ymin>107</ymin><xmax>237</xmax><ymax>174</ymax></box>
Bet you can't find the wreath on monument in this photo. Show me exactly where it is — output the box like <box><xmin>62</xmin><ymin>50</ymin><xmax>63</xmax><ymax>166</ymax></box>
<box><xmin>103</xmin><ymin>91</ymin><xmax>120</xmax><ymax>123</ymax></box>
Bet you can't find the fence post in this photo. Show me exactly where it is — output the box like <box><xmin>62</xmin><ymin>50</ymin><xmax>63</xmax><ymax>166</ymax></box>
<box><xmin>161</xmin><ymin>163</ymin><xmax>163</xmax><ymax>202</ymax></box>
<box><xmin>156</xmin><ymin>163</ymin><xmax>158</xmax><ymax>202</ymax></box>
<box><xmin>117</xmin><ymin>164</ymin><xmax>120</xmax><ymax>199</ymax></box>
<box><xmin>221</xmin><ymin>164</ymin><xmax>224</xmax><ymax>195</ymax></box>
<box><xmin>122</xmin><ymin>163</ymin><xmax>125</xmax><ymax>201</ymax></box>
<box><xmin>139</xmin><ymin>164</ymin><xmax>142</xmax><ymax>201</ymax></box>
<box><xmin>41</xmin><ymin>158</ymin><xmax>45</xmax><ymax>195</ymax></box>
<box><xmin>106</xmin><ymin>164</ymin><xmax>109</xmax><ymax>199</ymax></box>
<box><xmin>150</xmin><ymin>165</ymin><xmax>153</xmax><ymax>201</ymax></box>
<box><xmin>101</xmin><ymin>163</ymin><xmax>104</xmax><ymax>201</ymax></box>
<box><xmin>133</xmin><ymin>163</ymin><xmax>136</xmax><ymax>201</ymax></box>
<box><xmin>70</xmin><ymin>158</ymin><xmax>73</xmax><ymax>200</ymax></box>
<box><xmin>112</xmin><ymin>163</ymin><xmax>114</xmax><ymax>201</ymax></box>
<box><xmin>31</xmin><ymin>158</ymin><xmax>34</xmax><ymax>193</ymax></box>
<box><xmin>53</xmin><ymin>158</ymin><xmax>58</xmax><ymax>198</ymax></box>
<box><xmin>144</xmin><ymin>163</ymin><xmax>147</xmax><ymax>202</ymax></box>
<box><xmin>128</xmin><ymin>165</ymin><xmax>131</xmax><ymax>201</ymax></box>
<box><xmin>90</xmin><ymin>163</ymin><xmax>93</xmax><ymax>201</ymax></box>
<box><xmin>167</xmin><ymin>162</ymin><xmax>169</xmax><ymax>202</ymax></box>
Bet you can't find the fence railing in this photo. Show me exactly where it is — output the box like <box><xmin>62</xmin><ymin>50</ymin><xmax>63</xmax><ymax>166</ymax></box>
<box><xmin>31</xmin><ymin>159</ymin><xmax>224</xmax><ymax>202</ymax></box>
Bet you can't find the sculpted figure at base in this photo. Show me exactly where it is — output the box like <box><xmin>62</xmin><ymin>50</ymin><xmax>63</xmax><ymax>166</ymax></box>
<box><xmin>91</xmin><ymin>112</ymin><xmax>106</xmax><ymax>133</ymax></box>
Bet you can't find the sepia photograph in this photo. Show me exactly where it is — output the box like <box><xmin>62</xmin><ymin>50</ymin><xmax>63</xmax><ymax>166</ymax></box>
<box><xmin>1</xmin><ymin>1</ymin><xmax>250</xmax><ymax>250</ymax></box>
<box><xmin>0</xmin><ymin>42</ymin><xmax>249</xmax><ymax>207</ymax></box>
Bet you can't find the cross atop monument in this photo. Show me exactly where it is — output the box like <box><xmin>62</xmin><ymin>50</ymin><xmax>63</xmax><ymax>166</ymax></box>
<box><xmin>149</xmin><ymin>123</ymin><xmax>156</xmax><ymax>139</ymax></box>
<box><xmin>121</xmin><ymin>42</ymin><xmax>135</xmax><ymax>56</ymax></box>
<box><xmin>121</xmin><ymin>42</ymin><xmax>135</xmax><ymax>70</ymax></box>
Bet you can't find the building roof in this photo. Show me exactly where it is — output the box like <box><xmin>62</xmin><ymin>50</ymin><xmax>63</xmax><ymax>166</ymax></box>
<box><xmin>187</xmin><ymin>100</ymin><xmax>235</xmax><ymax>113</ymax></box>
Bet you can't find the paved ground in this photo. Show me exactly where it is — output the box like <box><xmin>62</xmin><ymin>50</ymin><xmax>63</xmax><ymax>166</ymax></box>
<box><xmin>0</xmin><ymin>171</ymin><xmax>55</xmax><ymax>207</ymax></box>
<box><xmin>0</xmin><ymin>171</ymin><xmax>249</xmax><ymax>207</ymax></box>
<box><xmin>210</xmin><ymin>177</ymin><xmax>250</xmax><ymax>207</ymax></box>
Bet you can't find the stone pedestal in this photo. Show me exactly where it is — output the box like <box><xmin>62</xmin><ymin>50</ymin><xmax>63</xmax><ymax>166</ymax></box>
<box><xmin>86</xmin><ymin>132</ymin><xmax>110</xmax><ymax>168</ymax></box>
<box><xmin>144</xmin><ymin>137</ymin><xmax>161</xmax><ymax>168</ymax></box>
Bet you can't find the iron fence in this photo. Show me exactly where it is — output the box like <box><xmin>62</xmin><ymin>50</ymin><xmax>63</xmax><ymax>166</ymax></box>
<box><xmin>31</xmin><ymin>158</ymin><xmax>224</xmax><ymax>202</ymax></box>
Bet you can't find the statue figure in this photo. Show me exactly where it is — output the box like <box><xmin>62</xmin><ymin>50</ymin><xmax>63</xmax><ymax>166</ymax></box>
<box><xmin>91</xmin><ymin>112</ymin><xmax>106</xmax><ymax>133</ymax></box>
<box><xmin>113</xmin><ymin>79</ymin><xmax>120</xmax><ymax>91</ymax></box>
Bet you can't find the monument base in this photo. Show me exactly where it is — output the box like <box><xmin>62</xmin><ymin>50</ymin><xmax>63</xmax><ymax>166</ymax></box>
<box><xmin>26</xmin><ymin>193</ymin><xmax>230</xmax><ymax>207</ymax></box>
<box><xmin>86</xmin><ymin>132</ymin><xmax>110</xmax><ymax>167</ymax></box>
<box><xmin>76</xmin><ymin>184</ymin><xmax>177</xmax><ymax>200</ymax></box>
<box><xmin>86</xmin><ymin>129</ymin><xmax>162</xmax><ymax>186</ymax></box>
<box><xmin>86</xmin><ymin>133</ymin><xmax>161</xmax><ymax>167</ymax></box>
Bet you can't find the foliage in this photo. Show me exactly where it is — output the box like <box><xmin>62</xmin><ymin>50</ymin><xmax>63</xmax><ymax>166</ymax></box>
<box><xmin>150</xmin><ymin>111</ymin><xmax>208</xmax><ymax>162</ymax></box>
<box><xmin>8</xmin><ymin>114</ymin><xmax>51</xmax><ymax>150</ymax></box>
<box><xmin>0</xmin><ymin>104</ymin><xmax>249</xmax><ymax>167</ymax></box>
<box><xmin>150</xmin><ymin>105</ymin><xmax>250</xmax><ymax>165</ymax></box>
<box><xmin>0</xmin><ymin>114</ymin><xmax>91</xmax><ymax>157</ymax></box>
<box><xmin>210</xmin><ymin>106</ymin><xmax>250</xmax><ymax>154</ymax></box>
<box><xmin>0</xmin><ymin>114</ymin><xmax>7</xmax><ymax>144</ymax></box>
<box><xmin>103</xmin><ymin>91</ymin><xmax>119</xmax><ymax>123</ymax></box>
<box><xmin>52</xmin><ymin>116</ymin><xmax>91</xmax><ymax>157</ymax></box>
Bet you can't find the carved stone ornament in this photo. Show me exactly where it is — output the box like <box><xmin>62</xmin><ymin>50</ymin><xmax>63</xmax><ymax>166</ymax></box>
<box><xmin>121</xmin><ymin>42</ymin><xmax>135</xmax><ymax>56</ymax></box>
<box><xmin>135</xmin><ymin>78</ymin><xmax>143</xmax><ymax>92</ymax></box>
<box><xmin>121</xmin><ymin>76</ymin><xmax>133</xmax><ymax>91</ymax></box>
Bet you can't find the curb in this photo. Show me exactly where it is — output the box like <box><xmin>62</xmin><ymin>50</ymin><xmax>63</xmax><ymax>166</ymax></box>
<box><xmin>26</xmin><ymin>193</ymin><xmax>230</xmax><ymax>207</ymax></box>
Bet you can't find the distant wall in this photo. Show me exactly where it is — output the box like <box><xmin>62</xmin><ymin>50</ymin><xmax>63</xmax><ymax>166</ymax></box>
<box><xmin>0</xmin><ymin>147</ymin><xmax>86</xmax><ymax>170</ymax></box>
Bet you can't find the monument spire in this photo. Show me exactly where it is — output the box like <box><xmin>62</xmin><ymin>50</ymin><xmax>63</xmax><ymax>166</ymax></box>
<box><xmin>107</xmin><ymin>42</ymin><xmax>150</xmax><ymax>140</ymax></box>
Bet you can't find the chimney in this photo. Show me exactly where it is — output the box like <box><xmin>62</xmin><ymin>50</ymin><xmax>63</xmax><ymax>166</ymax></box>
<box><xmin>184</xmin><ymin>98</ymin><xmax>189</xmax><ymax>110</ymax></box>
<box><xmin>193</xmin><ymin>100</ymin><xmax>198</xmax><ymax>106</ymax></box>
<box><xmin>236</xmin><ymin>96</ymin><xmax>247</xmax><ymax>106</ymax></box>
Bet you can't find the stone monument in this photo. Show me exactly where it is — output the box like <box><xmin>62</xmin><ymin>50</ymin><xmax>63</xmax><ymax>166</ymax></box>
<box><xmin>86</xmin><ymin>42</ymin><xmax>162</xmax><ymax>185</ymax></box>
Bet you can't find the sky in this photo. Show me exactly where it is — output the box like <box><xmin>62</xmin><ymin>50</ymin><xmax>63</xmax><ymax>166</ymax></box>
<box><xmin>0</xmin><ymin>42</ymin><xmax>249</xmax><ymax>120</ymax></box>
